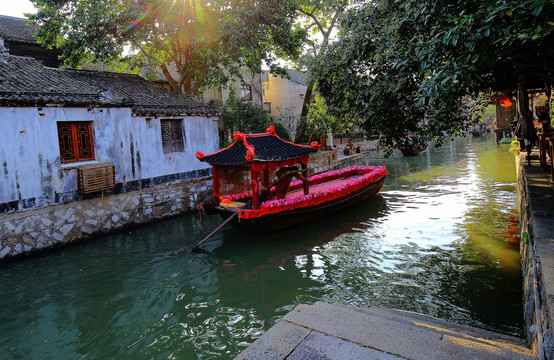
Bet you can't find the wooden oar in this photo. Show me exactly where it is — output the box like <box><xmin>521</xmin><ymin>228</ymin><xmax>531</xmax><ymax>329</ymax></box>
<box><xmin>187</xmin><ymin>211</ymin><xmax>238</xmax><ymax>253</ymax></box>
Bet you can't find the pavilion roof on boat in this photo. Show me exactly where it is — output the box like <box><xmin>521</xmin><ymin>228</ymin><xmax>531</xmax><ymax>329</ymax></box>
<box><xmin>196</xmin><ymin>126</ymin><xmax>320</xmax><ymax>209</ymax></box>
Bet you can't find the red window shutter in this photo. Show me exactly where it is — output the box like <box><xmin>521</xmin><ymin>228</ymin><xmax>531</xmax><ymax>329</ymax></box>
<box><xmin>57</xmin><ymin>123</ymin><xmax>76</xmax><ymax>162</ymax></box>
<box><xmin>75</xmin><ymin>123</ymin><xmax>94</xmax><ymax>161</ymax></box>
<box><xmin>57</xmin><ymin>122</ymin><xmax>94</xmax><ymax>163</ymax></box>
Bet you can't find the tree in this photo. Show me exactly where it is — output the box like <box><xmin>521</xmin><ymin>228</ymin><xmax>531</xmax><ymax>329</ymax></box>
<box><xmin>28</xmin><ymin>0</ymin><xmax>304</xmax><ymax>96</ymax></box>
<box><xmin>305</xmin><ymin>93</ymin><xmax>354</xmax><ymax>142</ymax></box>
<box><xmin>220</xmin><ymin>96</ymin><xmax>271</xmax><ymax>146</ymax></box>
<box><xmin>291</xmin><ymin>0</ymin><xmax>351</xmax><ymax>143</ymax></box>
<box><xmin>314</xmin><ymin>0</ymin><xmax>554</xmax><ymax>152</ymax></box>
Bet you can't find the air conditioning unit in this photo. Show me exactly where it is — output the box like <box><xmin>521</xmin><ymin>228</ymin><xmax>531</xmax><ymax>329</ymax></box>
<box><xmin>77</xmin><ymin>162</ymin><xmax>116</xmax><ymax>194</ymax></box>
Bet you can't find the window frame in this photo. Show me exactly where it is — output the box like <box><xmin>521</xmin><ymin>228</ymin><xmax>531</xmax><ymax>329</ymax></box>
<box><xmin>160</xmin><ymin>119</ymin><xmax>185</xmax><ymax>153</ymax></box>
<box><xmin>57</xmin><ymin>121</ymin><xmax>95</xmax><ymax>164</ymax></box>
<box><xmin>240</xmin><ymin>84</ymin><xmax>252</xmax><ymax>101</ymax></box>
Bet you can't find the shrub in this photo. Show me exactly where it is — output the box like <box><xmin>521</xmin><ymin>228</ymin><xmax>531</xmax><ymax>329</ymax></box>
<box><xmin>269</xmin><ymin>121</ymin><xmax>291</xmax><ymax>141</ymax></box>
<box><xmin>220</xmin><ymin>96</ymin><xmax>271</xmax><ymax>147</ymax></box>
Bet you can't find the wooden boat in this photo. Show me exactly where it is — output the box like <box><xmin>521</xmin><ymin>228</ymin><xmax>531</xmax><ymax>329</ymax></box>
<box><xmin>398</xmin><ymin>135</ymin><xmax>427</xmax><ymax>156</ymax></box>
<box><xmin>196</xmin><ymin>126</ymin><xmax>387</xmax><ymax>231</ymax></box>
<box><xmin>399</xmin><ymin>145</ymin><xmax>427</xmax><ymax>156</ymax></box>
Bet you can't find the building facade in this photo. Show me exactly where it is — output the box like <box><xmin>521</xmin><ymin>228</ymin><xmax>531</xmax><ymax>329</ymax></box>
<box><xmin>0</xmin><ymin>54</ymin><xmax>219</xmax><ymax>259</ymax></box>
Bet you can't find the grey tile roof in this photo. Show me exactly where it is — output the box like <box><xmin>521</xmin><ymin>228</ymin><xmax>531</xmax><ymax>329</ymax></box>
<box><xmin>200</xmin><ymin>133</ymin><xmax>317</xmax><ymax>165</ymax></box>
<box><xmin>0</xmin><ymin>15</ymin><xmax>37</xmax><ymax>44</ymax></box>
<box><xmin>0</xmin><ymin>54</ymin><xmax>218</xmax><ymax>116</ymax></box>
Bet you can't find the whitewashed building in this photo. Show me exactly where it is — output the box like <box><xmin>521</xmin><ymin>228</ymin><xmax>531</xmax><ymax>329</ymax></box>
<box><xmin>0</xmin><ymin>54</ymin><xmax>219</xmax><ymax>258</ymax></box>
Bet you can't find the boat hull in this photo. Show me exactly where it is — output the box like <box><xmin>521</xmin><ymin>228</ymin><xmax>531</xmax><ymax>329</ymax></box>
<box><xmin>216</xmin><ymin>177</ymin><xmax>385</xmax><ymax>232</ymax></box>
<box><xmin>400</xmin><ymin>147</ymin><xmax>427</xmax><ymax>156</ymax></box>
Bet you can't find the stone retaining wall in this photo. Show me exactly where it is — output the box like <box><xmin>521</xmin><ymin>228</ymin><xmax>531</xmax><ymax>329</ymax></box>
<box><xmin>0</xmin><ymin>177</ymin><xmax>212</xmax><ymax>260</ymax></box>
<box><xmin>517</xmin><ymin>155</ymin><xmax>554</xmax><ymax>359</ymax></box>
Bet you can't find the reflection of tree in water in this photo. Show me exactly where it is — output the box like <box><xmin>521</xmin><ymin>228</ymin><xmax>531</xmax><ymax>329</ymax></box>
<box><xmin>315</xmin><ymin>189</ymin><xmax>522</xmax><ymax>337</ymax></box>
<box><xmin>318</xmin><ymin>235</ymin><xmax>522</xmax><ymax>336</ymax></box>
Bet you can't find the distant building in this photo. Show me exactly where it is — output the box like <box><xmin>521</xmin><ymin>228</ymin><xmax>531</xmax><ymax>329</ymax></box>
<box><xmin>0</xmin><ymin>14</ymin><xmax>62</xmax><ymax>67</ymax></box>
<box><xmin>262</xmin><ymin>70</ymin><xmax>308</xmax><ymax>138</ymax></box>
<box><xmin>141</xmin><ymin>65</ymin><xmax>265</xmax><ymax>108</ymax></box>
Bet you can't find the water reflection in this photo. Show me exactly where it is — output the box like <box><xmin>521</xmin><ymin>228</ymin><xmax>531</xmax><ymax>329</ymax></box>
<box><xmin>0</xmin><ymin>135</ymin><xmax>522</xmax><ymax>359</ymax></box>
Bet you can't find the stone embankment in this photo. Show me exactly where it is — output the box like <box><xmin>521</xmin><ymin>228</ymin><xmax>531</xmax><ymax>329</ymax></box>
<box><xmin>0</xmin><ymin>150</ymin><xmax>352</xmax><ymax>260</ymax></box>
<box><xmin>517</xmin><ymin>152</ymin><xmax>554</xmax><ymax>359</ymax></box>
<box><xmin>0</xmin><ymin>177</ymin><xmax>212</xmax><ymax>259</ymax></box>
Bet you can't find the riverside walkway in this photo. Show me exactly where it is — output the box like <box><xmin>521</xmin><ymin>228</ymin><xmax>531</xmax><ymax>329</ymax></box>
<box><xmin>235</xmin><ymin>149</ymin><xmax>554</xmax><ymax>360</ymax></box>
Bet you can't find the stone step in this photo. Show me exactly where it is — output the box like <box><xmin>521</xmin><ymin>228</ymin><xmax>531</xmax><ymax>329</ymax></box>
<box><xmin>280</xmin><ymin>302</ymin><xmax>535</xmax><ymax>360</ymax></box>
<box><xmin>333</xmin><ymin>302</ymin><xmax>529</xmax><ymax>348</ymax></box>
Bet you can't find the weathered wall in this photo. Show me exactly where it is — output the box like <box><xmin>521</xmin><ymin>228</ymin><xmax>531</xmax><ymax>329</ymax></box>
<box><xmin>0</xmin><ymin>106</ymin><xmax>219</xmax><ymax>213</ymax></box>
<box><xmin>517</xmin><ymin>156</ymin><xmax>554</xmax><ymax>359</ymax></box>
<box><xmin>0</xmin><ymin>176</ymin><xmax>212</xmax><ymax>259</ymax></box>
<box><xmin>307</xmin><ymin>151</ymin><xmax>362</xmax><ymax>175</ymax></box>
<box><xmin>262</xmin><ymin>72</ymin><xmax>307</xmax><ymax>135</ymax></box>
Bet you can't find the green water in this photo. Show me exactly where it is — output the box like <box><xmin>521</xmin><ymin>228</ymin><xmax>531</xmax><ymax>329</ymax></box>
<box><xmin>0</xmin><ymin>135</ymin><xmax>523</xmax><ymax>359</ymax></box>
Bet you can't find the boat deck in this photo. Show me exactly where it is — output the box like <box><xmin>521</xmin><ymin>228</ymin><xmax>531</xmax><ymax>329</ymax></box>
<box><xmin>284</xmin><ymin>175</ymin><xmax>363</xmax><ymax>201</ymax></box>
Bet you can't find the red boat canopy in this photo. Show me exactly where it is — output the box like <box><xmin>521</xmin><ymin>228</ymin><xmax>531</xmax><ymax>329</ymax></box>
<box><xmin>196</xmin><ymin>126</ymin><xmax>320</xmax><ymax>166</ymax></box>
<box><xmin>196</xmin><ymin>126</ymin><xmax>320</xmax><ymax>209</ymax></box>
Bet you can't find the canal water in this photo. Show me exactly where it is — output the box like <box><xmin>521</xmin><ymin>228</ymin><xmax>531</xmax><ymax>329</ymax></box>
<box><xmin>0</xmin><ymin>135</ymin><xmax>522</xmax><ymax>359</ymax></box>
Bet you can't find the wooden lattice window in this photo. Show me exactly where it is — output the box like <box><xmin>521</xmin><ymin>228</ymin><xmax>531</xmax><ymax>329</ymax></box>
<box><xmin>161</xmin><ymin>119</ymin><xmax>184</xmax><ymax>153</ymax></box>
<box><xmin>57</xmin><ymin>122</ymin><xmax>94</xmax><ymax>163</ymax></box>
<box><xmin>240</xmin><ymin>84</ymin><xmax>252</xmax><ymax>101</ymax></box>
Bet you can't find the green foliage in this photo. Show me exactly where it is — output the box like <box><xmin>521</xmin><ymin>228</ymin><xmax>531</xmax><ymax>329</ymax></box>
<box><xmin>305</xmin><ymin>94</ymin><xmax>354</xmax><ymax>141</ymax></box>
<box><xmin>268</xmin><ymin>121</ymin><xmax>292</xmax><ymax>142</ymax></box>
<box><xmin>313</xmin><ymin>0</ymin><xmax>554</xmax><ymax>153</ymax></box>
<box><xmin>289</xmin><ymin>0</ymin><xmax>353</xmax><ymax>142</ymax></box>
<box><xmin>28</xmin><ymin>0</ymin><xmax>304</xmax><ymax>95</ymax></box>
<box><xmin>550</xmin><ymin>93</ymin><xmax>554</xmax><ymax>126</ymax></box>
<box><xmin>220</xmin><ymin>97</ymin><xmax>271</xmax><ymax>147</ymax></box>
<box><xmin>481</xmin><ymin>105</ymin><xmax>497</xmax><ymax>122</ymax></box>
<box><xmin>509</xmin><ymin>139</ymin><xmax>520</xmax><ymax>154</ymax></box>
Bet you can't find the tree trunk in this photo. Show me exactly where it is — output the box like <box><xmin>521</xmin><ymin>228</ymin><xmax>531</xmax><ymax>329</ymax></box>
<box><xmin>159</xmin><ymin>65</ymin><xmax>181</xmax><ymax>94</ymax></box>
<box><xmin>294</xmin><ymin>80</ymin><xmax>314</xmax><ymax>143</ymax></box>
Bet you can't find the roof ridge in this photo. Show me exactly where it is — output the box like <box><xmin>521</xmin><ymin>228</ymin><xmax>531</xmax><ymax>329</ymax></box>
<box><xmin>0</xmin><ymin>54</ymin><xmax>37</xmax><ymax>61</ymax></box>
<box><xmin>58</xmin><ymin>67</ymin><xmax>143</xmax><ymax>79</ymax></box>
<box><xmin>0</xmin><ymin>15</ymin><xmax>29</xmax><ymax>20</ymax></box>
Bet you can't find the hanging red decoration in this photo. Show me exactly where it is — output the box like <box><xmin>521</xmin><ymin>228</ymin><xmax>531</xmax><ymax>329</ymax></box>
<box><xmin>233</xmin><ymin>132</ymin><xmax>245</xmax><ymax>141</ymax></box>
<box><xmin>490</xmin><ymin>94</ymin><xmax>513</xmax><ymax>107</ymax></box>
<box><xmin>309</xmin><ymin>141</ymin><xmax>321</xmax><ymax>149</ymax></box>
<box><xmin>500</xmin><ymin>98</ymin><xmax>513</xmax><ymax>107</ymax></box>
<box><xmin>245</xmin><ymin>149</ymin><xmax>255</xmax><ymax>162</ymax></box>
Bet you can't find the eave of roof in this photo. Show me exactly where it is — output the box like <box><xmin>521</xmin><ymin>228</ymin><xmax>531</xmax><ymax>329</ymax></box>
<box><xmin>0</xmin><ymin>15</ymin><xmax>38</xmax><ymax>44</ymax></box>
<box><xmin>0</xmin><ymin>54</ymin><xmax>219</xmax><ymax>116</ymax></box>
<box><xmin>197</xmin><ymin>127</ymin><xmax>319</xmax><ymax>166</ymax></box>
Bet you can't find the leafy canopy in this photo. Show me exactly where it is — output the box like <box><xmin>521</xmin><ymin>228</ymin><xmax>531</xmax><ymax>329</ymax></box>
<box><xmin>314</xmin><ymin>0</ymin><xmax>554</xmax><ymax>152</ymax></box>
<box><xmin>220</xmin><ymin>96</ymin><xmax>272</xmax><ymax>146</ymax></box>
<box><xmin>28</xmin><ymin>0</ymin><xmax>305</xmax><ymax>95</ymax></box>
<box><xmin>289</xmin><ymin>0</ymin><xmax>352</xmax><ymax>142</ymax></box>
<box><xmin>305</xmin><ymin>93</ymin><xmax>354</xmax><ymax>141</ymax></box>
